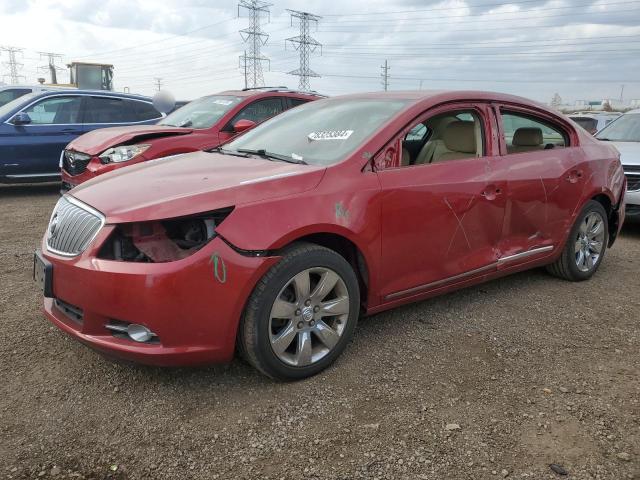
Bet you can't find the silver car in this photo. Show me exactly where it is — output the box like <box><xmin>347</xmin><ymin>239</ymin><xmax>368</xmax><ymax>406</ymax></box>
<box><xmin>597</xmin><ymin>109</ymin><xmax>640</xmax><ymax>220</ymax></box>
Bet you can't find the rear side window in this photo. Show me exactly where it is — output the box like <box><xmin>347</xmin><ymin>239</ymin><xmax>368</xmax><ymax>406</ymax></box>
<box><xmin>22</xmin><ymin>96</ymin><xmax>82</xmax><ymax>124</ymax></box>
<box><xmin>501</xmin><ymin>111</ymin><xmax>567</xmax><ymax>154</ymax></box>
<box><xmin>571</xmin><ymin>117</ymin><xmax>598</xmax><ymax>134</ymax></box>
<box><xmin>132</xmin><ymin>101</ymin><xmax>162</xmax><ymax>121</ymax></box>
<box><xmin>288</xmin><ymin>98</ymin><xmax>309</xmax><ymax>108</ymax></box>
<box><xmin>229</xmin><ymin>98</ymin><xmax>284</xmax><ymax>126</ymax></box>
<box><xmin>0</xmin><ymin>88</ymin><xmax>32</xmax><ymax>107</ymax></box>
<box><xmin>84</xmin><ymin>97</ymin><xmax>138</xmax><ymax>124</ymax></box>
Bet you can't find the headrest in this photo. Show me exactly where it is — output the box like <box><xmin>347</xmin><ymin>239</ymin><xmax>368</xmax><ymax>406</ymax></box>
<box><xmin>513</xmin><ymin>127</ymin><xmax>543</xmax><ymax>146</ymax></box>
<box><xmin>442</xmin><ymin>121</ymin><xmax>476</xmax><ymax>154</ymax></box>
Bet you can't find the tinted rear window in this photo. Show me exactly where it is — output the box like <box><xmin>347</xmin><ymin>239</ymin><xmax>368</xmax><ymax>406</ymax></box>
<box><xmin>85</xmin><ymin>97</ymin><xmax>139</xmax><ymax>123</ymax></box>
<box><xmin>132</xmin><ymin>101</ymin><xmax>162</xmax><ymax>121</ymax></box>
<box><xmin>571</xmin><ymin>117</ymin><xmax>598</xmax><ymax>132</ymax></box>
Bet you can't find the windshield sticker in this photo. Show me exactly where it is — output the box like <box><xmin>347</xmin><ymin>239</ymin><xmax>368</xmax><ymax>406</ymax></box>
<box><xmin>291</xmin><ymin>153</ymin><xmax>304</xmax><ymax>161</ymax></box>
<box><xmin>308</xmin><ymin>130</ymin><xmax>354</xmax><ymax>141</ymax></box>
<box><xmin>212</xmin><ymin>100</ymin><xmax>234</xmax><ymax>106</ymax></box>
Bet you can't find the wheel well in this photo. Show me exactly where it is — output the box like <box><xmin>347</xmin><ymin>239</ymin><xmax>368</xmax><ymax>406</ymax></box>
<box><xmin>290</xmin><ymin>233</ymin><xmax>369</xmax><ymax>309</ymax></box>
<box><xmin>591</xmin><ymin>193</ymin><xmax>617</xmax><ymax>246</ymax></box>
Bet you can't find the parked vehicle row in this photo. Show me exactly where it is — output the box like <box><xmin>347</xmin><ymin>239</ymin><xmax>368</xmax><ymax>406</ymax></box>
<box><xmin>33</xmin><ymin>90</ymin><xmax>626</xmax><ymax>380</ymax></box>
<box><xmin>568</xmin><ymin>111</ymin><xmax>621</xmax><ymax>135</ymax></box>
<box><xmin>0</xmin><ymin>90</ymin><xmax>163</xmax><ymax>183</ymax></box>
<box><xmin>61</xmin><ymin>88</ymin><xmax>321</xmax><ymax>189</ymax></box>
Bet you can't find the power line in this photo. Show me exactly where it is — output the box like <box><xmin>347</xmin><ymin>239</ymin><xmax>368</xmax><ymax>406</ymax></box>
<box><xmin>381</xmin><ymin>60</ymin><xmax>390</xmax><ymax>91</ymax></box>
<box><xmin>286</xmin><ymin>9</ymin><xmax>322</xmax><ymax>91</ymax></box>
<box><xmin>38</xmin><ymin>52</ymin><xmax>64</xmax><ymax>84</ymax></box>
<box><xmin>238</xmin><ymin>0</ymin><xmax>271</xmax><ymax>88</ymax></box>
<box><xmin>154</xmin><ymin>77</ymin><xmax>163</xmax><ymax>91</ymax></box>
<box><xmin>1</xmin><ymin>46</ymin><xmax>26</xmax><ymax>85</ymax></box>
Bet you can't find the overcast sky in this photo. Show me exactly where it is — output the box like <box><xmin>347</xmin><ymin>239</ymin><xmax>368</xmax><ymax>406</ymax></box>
<box><xmin>1</xmin><ymin>0</ymin><xmax>639</xmax><ymax>104</ymax></box>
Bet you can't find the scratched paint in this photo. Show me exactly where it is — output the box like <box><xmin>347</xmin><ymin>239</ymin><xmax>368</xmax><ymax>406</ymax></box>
<box><xmin>335</xmin><ymin>202</ymin><xmax>350</xmax><ymax>222</ymax></box>
<box><xmin>210</xmin><ymin>252</ymin><xmax>227</xmax><ymax>284</ymax></box>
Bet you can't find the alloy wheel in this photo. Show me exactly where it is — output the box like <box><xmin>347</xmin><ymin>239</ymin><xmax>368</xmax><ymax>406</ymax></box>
<box><xmin>268</xmin><ymin>267</ymin><xmax>350</xmax><ymax>367</ymax></box>
<box><xmin>574</xmin><ymin>211</ymin><xmax>605</xmax><ymax>272</ymax></box>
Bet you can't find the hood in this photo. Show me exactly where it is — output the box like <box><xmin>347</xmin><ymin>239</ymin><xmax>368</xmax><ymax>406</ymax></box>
<box><xmin>67</xmin><ymin>125</ymin><xmax>194</xmax><ymax>156</ymax></box>
<box><xmin>70</xmin><ymin>151</ymin><xmax>326</xmax><ymax>223</ymax></box>
<box><xmin>607</xmin><ymin>141</ymin><xmax>640</xmax><ymax>167</ymax></box>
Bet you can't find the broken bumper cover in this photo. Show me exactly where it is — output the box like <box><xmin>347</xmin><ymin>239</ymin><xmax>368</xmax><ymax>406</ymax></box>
<box><xmin>41</xmin><ymin>233</ymin><xmax>278</xmax><ymax>366</ymax></box>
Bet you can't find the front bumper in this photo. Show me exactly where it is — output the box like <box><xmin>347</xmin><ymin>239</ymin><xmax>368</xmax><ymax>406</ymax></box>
<box><xmin>41</xmin><ymin>232</ymin><xmax>278</xmax><ymax>366</ymax></box>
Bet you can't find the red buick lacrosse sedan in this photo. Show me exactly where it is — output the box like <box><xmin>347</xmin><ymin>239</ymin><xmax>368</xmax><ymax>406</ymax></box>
<box><xmin>35</xmin><ymin>91</ymin><xmax>626</xmax><ymax>380</ymax></box>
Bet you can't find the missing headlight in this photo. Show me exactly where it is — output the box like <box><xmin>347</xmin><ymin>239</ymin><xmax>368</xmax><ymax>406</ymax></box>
<box><xmin>98</xmin><ymin>207</ymin><xmax>234</xmax><ymax>262</ymax></box>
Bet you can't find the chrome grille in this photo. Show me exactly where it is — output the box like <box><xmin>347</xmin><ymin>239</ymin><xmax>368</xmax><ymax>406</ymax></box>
<box><xmin>46</xmin><ymin>196</ymin><xmax>105</xmax><ymax>256</ymax></box>
<box><xmin>625</xmin><ymin>174</ymin><xmax>640</xmax><ymax>191</ymax></box>
<box><xmin>63</xmin><ymin>150</ymin><xmax>92</xmax><ymax>176</ymax></box>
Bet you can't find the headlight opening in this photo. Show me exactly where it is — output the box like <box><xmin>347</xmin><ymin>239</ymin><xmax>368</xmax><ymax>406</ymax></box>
<box><xmin>98</xmin><ymin>208</ymin><xmax>234</xmax><ymax>262</ymax></box>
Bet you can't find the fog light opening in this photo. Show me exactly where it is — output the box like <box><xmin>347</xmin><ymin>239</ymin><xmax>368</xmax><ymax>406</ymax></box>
<box><xmin>127</xmin><ymin>324</ymin><xmax>155</xmax><ymax>343</ymax></box>
<box><xmin>105</xmin><ymin>320</ymin><xmax>159</xmax><ymax>344</ymax></box>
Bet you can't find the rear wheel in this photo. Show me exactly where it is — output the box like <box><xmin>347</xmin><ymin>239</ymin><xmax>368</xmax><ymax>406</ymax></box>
<box><xmin>546</xmin><ymin>200</ymin><xmax>608</xmax><ymax>281</ymax></box>
<box><xmin>238</xmin><ymin>243</ymin><xmax>360</xmax><ymax>380</ymax></box>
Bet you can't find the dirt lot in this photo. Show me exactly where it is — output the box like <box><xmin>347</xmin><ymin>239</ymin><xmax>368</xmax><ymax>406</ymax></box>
<box><xmin>0</xmin><ymin>183</ymin><xmax>638</xmax><ymax>480</ymax></box>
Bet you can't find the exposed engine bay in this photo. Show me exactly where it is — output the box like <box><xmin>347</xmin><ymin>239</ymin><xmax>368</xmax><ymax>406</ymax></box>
<box><xmin>98</xmin><ymin>208</ymin><xmax>233</xmax><ymax>262</ymax></box>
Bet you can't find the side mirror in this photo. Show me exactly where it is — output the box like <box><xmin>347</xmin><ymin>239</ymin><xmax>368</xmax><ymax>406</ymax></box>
<box><xmin>233</xmin><ymin>119</ymin><xmax>256</xmax><ymax>134</ymax></box>
<box><xmin>11</xmin><ymin>112</ymin><xmax>32</xmax><ymax>125</ymax></box>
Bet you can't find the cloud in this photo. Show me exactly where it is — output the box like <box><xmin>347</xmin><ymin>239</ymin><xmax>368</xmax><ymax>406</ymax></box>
<box><xmin>0</xmin><ymin>0</ymin><xmax>638</xmax><ymax>103</ymax></box>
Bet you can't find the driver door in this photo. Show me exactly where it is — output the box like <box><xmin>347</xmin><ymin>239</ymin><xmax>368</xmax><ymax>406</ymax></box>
<box><xmin>375</xmin><ymin>103</ymin><xmax>507</xmax><ymax>301</ymax></box>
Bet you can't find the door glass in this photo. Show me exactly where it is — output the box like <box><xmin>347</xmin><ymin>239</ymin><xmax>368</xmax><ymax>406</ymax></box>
<box><xmin>501</xmin><ymin>111</ymin><xmax>567</xmax><ymax>153</ymax></box>
<box><xmin>132</xmin><ymin>101</ymin><xmax>162</xmax><ymax>121</ymax></box>
<box><xmin>84</xmin><ymin>97</ymin><xmax>136</xmax><ymax>124</ymax></box>
<box><xmin>22</xmin><ymin>96</ymin><xmax>82</xmax><ymax>124</ymax></box>
<box><xmin>230</xmin><ymin>98</ymin><xmax>284</xmax><ymax>125</ymax></box>
<box><xmin>399</xmin><ymin>109</ymin><xmax>484</xmax><ymax>167</ymax></box>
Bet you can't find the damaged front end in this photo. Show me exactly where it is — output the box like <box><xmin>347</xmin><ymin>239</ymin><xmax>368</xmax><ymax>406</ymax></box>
<box><xmin>98</xmin><ymin>207</ymin><xmax>234</xmax><ymax>262</ymax></box>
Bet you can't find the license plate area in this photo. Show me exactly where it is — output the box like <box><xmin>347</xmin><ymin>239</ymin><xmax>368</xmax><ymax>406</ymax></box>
<box><xmin>34</xmin><ymin>250</ymin><xmax>54</xmax><ymax>298</ymax></box>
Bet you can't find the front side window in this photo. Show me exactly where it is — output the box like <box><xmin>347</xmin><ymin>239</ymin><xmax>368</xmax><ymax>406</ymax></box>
<box><xmin>225</xmin><ymin>98</ymin><xmax>410</xmax><ymax>166</ymax></box>
<box><xmin>0</xmin><ymin>88</ymin><xmax>31</xmax><ymax>107</ymax></box>
<box><xmin>399</xmin><ymin>109</ymin><xmax>485</xmax><ymax>167</ymax></box>
<box><xmin>159</xmin><ymin>95</ymin><xmax>242</xmax><ymax>129</ymax></box>
<box><xmin>501</xmin><ymin>111</ymin><xmax>567</xmax><ymax>154</ymax></box>
<box><xmin>597</xmin><ymin>113</ymin><xmax>640</xmax><ymax>142</ymax></box>
<box><xmin>228</xmin><ymin>98</ymin><xmax>284</xmax><ymax>126</ymax></box>
<box><xmin>22</xmin><ymin>96</ymin><xmax>82</xmax><ymax>124</ymax></box>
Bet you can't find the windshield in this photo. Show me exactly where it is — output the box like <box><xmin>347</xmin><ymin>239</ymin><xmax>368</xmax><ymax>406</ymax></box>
<box><xmin>224</xmin><ymin>98</ymin><xmax>410</xmax><ymax>166</ymax></box>
<box><xmin>0</xmin><ymin>92</ymin><xmax>38</xmax><ymax>119</ymax></box>
<box><xmin>597</xmin><ymin>113</ymin><xmax>640</xmax><ymax>142</ymax></box>
<box><xmin>158</xmin><ymin>95</ymin><xmax>242</xmax><ymax>129</ymax></box>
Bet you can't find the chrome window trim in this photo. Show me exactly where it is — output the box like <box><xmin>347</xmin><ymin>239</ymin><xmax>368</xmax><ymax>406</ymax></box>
<box><xmin>3</xmin><ymin>93</ymin><xmax>161</xmax><ymax>126</ymax></box>
<box><xmin>46</xmin><ymin>195</ymin><xmax>106</xmax><ymax>258</ymax></box>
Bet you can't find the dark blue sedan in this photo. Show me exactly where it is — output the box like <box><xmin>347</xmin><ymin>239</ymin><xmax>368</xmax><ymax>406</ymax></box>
<box><xmin>0</xmin><ymin>90</ymin><xmax>162</xmax><ymax>183</ymax></box>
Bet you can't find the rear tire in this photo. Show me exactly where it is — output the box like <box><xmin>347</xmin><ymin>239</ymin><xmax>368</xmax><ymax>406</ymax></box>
<box><xmin>546</xmin><ymin>200</ymin><xmax>608</xmax><ymax>281</ymax></box>
<box><xmin>238</xmin><ymin>242</ymin><xmax>360</xmax><ymax>381</ymax></box>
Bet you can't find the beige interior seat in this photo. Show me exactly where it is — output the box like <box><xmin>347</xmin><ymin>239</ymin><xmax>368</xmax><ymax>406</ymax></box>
<box><xmin>508</xmin><ymin>127</ymin><xmax>544</xmax><ymax>154</ymax></box>
<box><xmin>414</xmin><ymin>117</ymin><xmax>456</xmax><ymax>165</ymax></box>
<box><xmin>432</xmin><ymin>121</ymin><xmax>477</xmax><ymax>163</ymax></box>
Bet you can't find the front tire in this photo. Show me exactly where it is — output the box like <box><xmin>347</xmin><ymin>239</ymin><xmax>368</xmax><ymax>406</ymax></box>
<box><xmin>546</xmin><ymin>200</ymin><xmax>608</xmax><ymax>281</ymax></box>
<box><xmin>238</xmin><ymin>242</ymin><xmax>360</xmax><ymax>380</ymax></box>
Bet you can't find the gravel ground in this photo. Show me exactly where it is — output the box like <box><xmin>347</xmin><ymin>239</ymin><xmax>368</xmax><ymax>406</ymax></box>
<box><xmin>0</xmin><ymin>183</ymin><xmax>639</xmax><ymax>480</ymax></box>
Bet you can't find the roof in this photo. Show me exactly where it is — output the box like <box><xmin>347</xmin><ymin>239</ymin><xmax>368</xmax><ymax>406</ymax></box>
<box><xmin>29</xmin><ymin>89</ymin><xmax>152</xmax><ymax>101</ymax></box>
<box><xmin>217</xmin><ymin>87</ymin><xmax>324</xmax><ymax>98</ymax></box>
<box><xmin>322</xmin><ymin>90</ymin><xmax>550</xmax><ymax>110</ymax></box>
